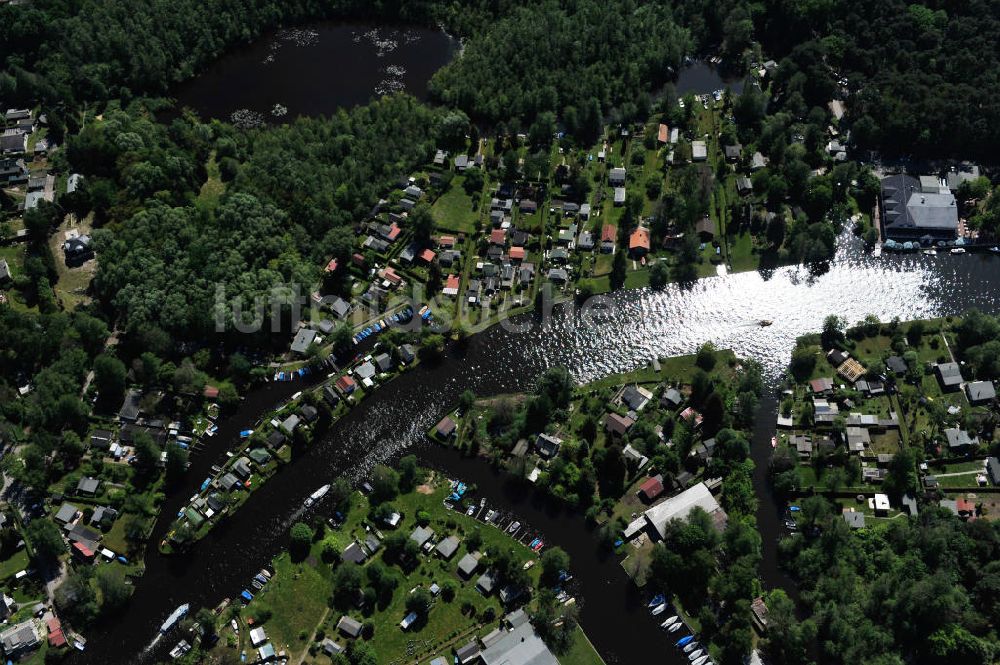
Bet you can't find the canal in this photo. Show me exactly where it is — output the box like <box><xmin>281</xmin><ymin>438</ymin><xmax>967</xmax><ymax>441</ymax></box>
<box><xmin>70</xmin><ymin>232</ymin><xmax>1000</xmax><ymax>664</ymax></box>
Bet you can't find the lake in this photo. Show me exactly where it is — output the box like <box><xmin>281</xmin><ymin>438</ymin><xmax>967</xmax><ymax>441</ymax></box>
<box><xmin>171</xmin><ymin>22</ymin><xmax>457</xmax><ymax>125</ymax></box>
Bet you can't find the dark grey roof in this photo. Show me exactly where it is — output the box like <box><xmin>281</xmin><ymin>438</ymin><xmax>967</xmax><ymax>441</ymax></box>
<box><xmin>843</xmin><ymin>512</ymin><xmax>865</xmax><ymax>529</ymax></box>
<box><xmin>966</xmin><ymin>380</ymin><xmax>996</xmax><ymax>402</ymax></box>
<box><xmin>881</xmin><ymin>174</ymin><xmax>958</xmax><ymax>238</ymax></box>
<box><xmin>936</xmin><ymin>362</ymin><xmax>963</xmax><ymax>387</ymax></box>
<box><xmin>290</xmin><ymin>328</ymin><xmax>318</xmax><ymax>354</ymax></box>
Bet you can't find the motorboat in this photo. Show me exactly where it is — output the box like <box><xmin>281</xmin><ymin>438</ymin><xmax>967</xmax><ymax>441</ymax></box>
<box><xmin>951</xmin><ymin>247</ymin><xmax>966</xmax><ymax>254</ymax></box>
<box><xmin>647</xmin><ymin>594</ymin><xmax>666</xmax><ymax>608</ymax></box>
<box><xmin>692</xmin><ymin>657</ymin><xmax>710</xmax><ymax>665</ymax></box>
<box><xmin>923</xmin><ymin>249</ymin><xmax>937</xmax><ymax>255</ymax></box>
<box><xmin>169</xmin><ymin>640</ymin><xmax>191</xmax><ymax>659</ymax></box>
<box><xmin>485</xmin><ymin>510</ymin><xmax>496</xmax><ymax>522</ymax></box>
<box><xmin>770</xmin><ymin>436</ymin><xmax>777</xmax><ymax>448</ymax></box>
<box><xmin>466</xmin><ymin>505</ymin><xmax>476</xmax><ymax>516</ymax></box>
<box><xmin>683</xmin><ymin>642</ymin><xmax>700</xmax><ymax>653</ymax></box>
<box><xmin>660</xmin><ymin>616</ymin><xmax>679</xmax><ymax>628</ymax></box>
<box><xmin>304</xmin><ymin>484</ymin><xmax>330</xmax><ymax>508</ymax></box>
<box><xmin>667</xmin><ymin>622</ymin><xmax>684</xmax><ymax>633</ymax></box>
<box><xmin>676</xmin><ymin>634</ymin><xmax>695</xmax><ymax>647</ymax></box>
<box><xmin>688</xmin><ymin>650</ymin><xmax>704</xmax><ymax>661</ymax></box>
<box><xmin>651</xmin><ymin>603</ymin><xmax>668</xmax><ymax>616</ymax></box>
<box><xmin>758</xmin><ymin>319</ymin><xmax>773</xmax><ymax>327</ymax></box>
<box><xmin>508</xmin><ymin>521</ymin><xmax>520</xmax><ymax>533</ymax></box>
<box><xmin>160</xmin><ymin>604</ymin><xmax>190</xmax><ymax>634</ymax></box>
<box><xmin>532</xmin><ymin>540</ymin><xmax>544</xmax><ymax>552</ymax></box>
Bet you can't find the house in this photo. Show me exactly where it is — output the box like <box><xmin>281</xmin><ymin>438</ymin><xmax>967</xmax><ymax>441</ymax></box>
<box><xmin>336</xmin><ymin>375</ymin><xmax>357</xmax><ymax>395</ymax></box>
<box><xmin>479</xmin><ymin>621</ymin><xmax>559</xmax><ymax>665</ymax></box>
<box><xmin>90</xmin><ymin>506</ymin><xmax>118</xmax><ymax>528</ymax></box>
<box><xmin>456</xmin><ymin>640</ymin><xmax>481</xmax><ymax>665</ymax></box>
<box><xmin>436</xmin><ymin>416</ymin><xmax>457</xmax><ymax>439</ymax></box>
<box><xmin>88</xmin><ymin>429</ymin><xmax>113</xmax><ymax>450</ymax></box>
<box><xmin>321</xmin><ymin>638</ymin><xmax>344</xmax><ymax>656</ymax></box>
<box><xmin>966</xmin><ymin>380</ymin><xmax>996</xmax><ymax>405</ymax></box>
<box><xmin>249</xmin><ymin>627</ymin><xmax>268</xmax><ymax>647</ymax></box>
<box><xmin>435</xmin><ymin>535</ymin><xmax>460</xmax><ymax>560</ymax></box>
<box><xmin>881</xmin><ymin>174</ymin><xmax>958</xmax><ymax>242</ymax></box>
<box><xmin>337</xmin><ymin>615</ymin><xmax>363</xmax><ymax>638</ymax></box>
<box><xmin>232</xmin><ymin>457</ymin><xmax>252</xmax><ymax>479</ymax></box>
<box><xmin>637</xmin><ymin>475</ymin><xmax>664</xmax><ymax>502</ymax></box>
<box><xmin>490</xmin><ymin>228</ymin><xmax>506</xmax><ymax>246</ymax></box>
<box><xmin>327</xmin><ymin>296</ymin><xmax>351</xmax><ymax>319</ymax></box>
<box><xmin>601</xmin><ymin>225</ymin><xmax>617</xmax><ymax>253</ymax></box>
<box><xmin>290</xmin><ymin>328</ymin><xmax>318</xmax><ymax>355</ymax></box>
<box><xmin>577</xmin><ymin>231</ymin><xmax>595</xmax><ymax>251</ymax></box>
<box><xmin>518</xmin><ymin>263</ymin><xmax>535</xmax><ymax>286</ymax></box>
<box><xmin>46</xmin><ymin>616</ymin><xmax>66</xmax><ymax>648</ymax></box>
<box><xmin>846</xmin><ymin>427</ymin><xmax>870</xmax><ymax>452</ymax></box>
<box><xmin>580</xmin><ymin>203</ymin><xmax>591</xmax><ymax>220</ymax></box>
<box><xmin>809</xmin><ymin>377</ymin><xmax>834</xmax><ymax>394</ymax></box>
<box><xmin>400</xmin><ymin>344</ymin><xmax>416</xmax><ymax>364</ymax></box>
<box><xmin>0</xmin><ymin>620</ymin><xmax>41</xmax><ymax>657</ymax></box>
<box><xmin>374</xmin><ymin>353</ymin><xmax>392</xmax><ymax>373</ymax></box>
<box><xmin>609</xmin><ymin>167</ymin><xmax>626</xmax><ymax>186</ymax></box>
<box><xmin>119</xmin><ymin>389</ymin><xmax>142</xmax><ymax>421</ymax></box>
<box><xmin>661</xmin><ymin>388</ymin><xmax>683</xmax><ymax>409</ymax></box>
<box><xmin>843</xmin><ymin>511</ymin><xmax>865</xmax><ymax>530</ymax></box>
<box><xmin>547</xmin><ymin>268</ymin><xmax>568</xmax><ymax>284</ymax></box>
<box><xmin>76</xmin><ymin>477</ymin><xmax>100</xmax><ymax>496</ymax></box>
<box><xmin>640</xmin><ymin>482</ymin><xmax>727</xmax><ymax>540</ymax></box>
<box><xmin>217</xmin><ymin>472</ymin><xmax>242</xmax><ymax>491</ymax></box>
<box><xmin>519</xmin><ymin>199</ymin><xmax>537</xmax><ymax>214</ymax></box>
<box><xmin>457</xmin><ymin>552</ymin><xmax>480</xmax><ymax>578</ymax></box>
<box><xmin>936</xmin><ymin>362</ymin><xmax>964</xmax><ymax>391</ymax></box>
<box><xmin>509</xmin><ymin>246</ymin><xmax>526</xmax><ymax>261</ymax></box>
<box><xmin>886</xmin><ymin>355</ymin><xmax>907</xmax><ymax>375</ymax></box>
<box><xmin>266</xmin><ymin>430</ymin><xmax>287</xmax><ymax>450</ymax></box>
<box><xmin>622</xmin><ymin>443</ymin><xmax>648</xmax><ymax>469</ymax></box>
<box><xmin>692</xmin><ymin>141</ymin><xmax>707</xmax><ymax>161</ymax></box>
<box><xmin>620</xmin><ymin>385</ymin><xmax>652</xmax><ymax>411</ymax></box>
<box><xmin>55</xmin><ymin>503</ymin><xmax>79</xmax><ymax>525</ymax></box>
<box><xmin>476</xmin><ymin>571</ymin><xmax>496</xmax><ymax>595</ymax></box>
<box><xmin>944</xmin><ymin>427</ymin><xmax>977</xmax><ymax>452</ymax></box>
<box><xmin>614</xmin><ymin>186</ymin><xmax>626</xmax><ymax>206</ymax></box>
<box><xmin>695</xmin><ymin>216</ymin><xmax>716</xmax><ymax>239</ymax></box>
<box><xmin>605</xmin><ymin>412</ymin><xmax>634</xmax><ymax>436</ymax></box>
<box><xmin>364</xmin><ymin>534</ymin><xmax>381</xmax><ymax>554</ymax></box>
<box><xmin>342</xmin><ymin>542</ymin><xmax>367</xmax><ymax>565</ymax></box>
<box><xmin>657</xmin><ymin>124</ymin><xmax>669</xmax><ymax>143</ymax></box>
<box><xmin>0</xmin><ymin>132</ymin><xmax>26</xmax><ymax>155</ymax></box>
<box><xmin>355</xmin><ymin>361</ymin><xmax>377</xmax><ymax>381</ymax></box>
<box><xmin>628</xmin><ymin>227</ymin><xmax>650</xmax><ymax>257</ymax></box>
<box><xmin>873</xmin><ymin>493</ymin><xmax>890</xmax><ymax>515</ymax></box>
<box><xmin>736</xmin><ymin>175</ymin><xmax>753</xmax><ymax>195</ymax></box>
<box><xmin>63</xmin><ymin>235</ymin><xmax>94</xmax><ymax>264</ymax></box>
<box><xmin>724</xmin><ymin>144</ymin><xmax>742</xmax><ymax>161</ymax></box>
<box><xmin>410</xmin><ymin>525</ymin><xmax>434</xmax><ymax>548</ymax></box>
<box><xmin>535</xmin><ymin>434</ymin><xmax>562</xmax><ymax>458</ymax></box>
<box><xmin>280</xmin><ymin>414</ymin><xmax>301</xmax><ymax>435</ymax></box>
<box><xmin>751</xmin><ymin>152</ymin><xmax>768</xmax><ymax>171</ymax></box>
<box><xmin>454</xmin><ymin>155</ymin><xmax>469</xmax><ymax>171</ymax></box>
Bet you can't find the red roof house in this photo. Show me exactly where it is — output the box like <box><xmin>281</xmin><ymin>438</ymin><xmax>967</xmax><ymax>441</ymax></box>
<box><xmin>601</xmin><ymin>225</ymin><xmax>618</xmax><ymax>243</ymax></box>
<box><xmin>336</xmin><ymin>375</ymin><xmax>357</xmax><ymax>394</ymax></box>
<box><xmin>509</xmin><ymin>246</ymin><xmax>526</xmax><ymax>261</ymax></box>
<box><xmin>490</xmin><ymin>229</ymin><xmax>506</xmax><ymax>246</ymax></box>
<box><xmin>324</xmin><ymin>258</ymin><xmax>339</xmax><ymax>273</ymax></box>
<box><xmin>638</xmin><ymin>476</ymin><xmax>664</xmax><ymax>502</ymax></box>
<box><xmin>203</xmin><ymin>385</ymin><xmax>220</xmax><ymax>399</ymax></box>
<box><xmin>657</xmin><ymin>124</ymin><xmax>669</xmax><ymax>143</ymax></box>
<box><xmin>419</xmin><ymin>248</ymin><xmax>436</xmax><ymax>263</ymax></box>
<box><xmin>47</xmin><ymin>617</ymin><xmax>66</xmax><ymax>648</ymax></box>
<box><xmin>438</xmin><ymin>235</ymin><xmax>456</xmax><ymax>248</ymax></box>
<box><xmin>628</xmin><ymin>227</ymin><xmax>651</xmax><ymax>255</ymax></box>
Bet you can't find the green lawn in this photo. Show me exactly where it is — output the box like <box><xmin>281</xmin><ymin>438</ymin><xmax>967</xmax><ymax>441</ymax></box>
<box><xmin>250</xmin><ymin>550</ymin><xmax>332</xmax><ymax>654</ymax></box>
<box><xmin>559</xmin><ymin>626</ymin><xmax>607</xmax><ymax>665</ymax></box>
<box><xmin>195</xmin><ymin>151</ymin><xmax>225</xmax><ymax>213</ymax></box>
<box><xmin>0</xmin><ymin>548</ymin><xmax>29</xmax><ymax>580</ymax></box>
<box><xmin>432</xmin><ymin>177</ymin><xmax>479</xmax><ymax>234</ymax></box>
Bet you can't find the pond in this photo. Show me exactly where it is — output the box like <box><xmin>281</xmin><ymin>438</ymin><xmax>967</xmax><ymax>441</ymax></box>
<box><xmin>171</xmin><ymin>22</ymin><xmax>457</xmax><ymax>125</ymax></box>
<box><xmin>675</xmin><ymin>59</ymin><xmax>746</xmax><ymax>96</ymax></box>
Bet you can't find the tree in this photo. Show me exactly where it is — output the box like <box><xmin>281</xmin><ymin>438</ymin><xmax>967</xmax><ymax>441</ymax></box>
<box><xmin>405</xmin><ymin>587</ymin><xmax>433</xmax><ymax>618</ymax></box>
<box><xmin>95</xmin><ymin>565</ymin><xmax>132</xmax><ymax>613</ymax></box>
<box><xmin>789</xmin><ymin>345</ymin><xmax>817</xmax><ymax>381</ymax></box>
<box><xmin>164</xmin><ymin>441</ymin><xmax>188</xmax><ymax>487</ymax></box>
<box><xmin>93</xmin><ymin>353</ymin><xmax>126</xmax><ymax>409</ymax></box>
<box><xmin>371</xmin><ymin>465</ymin><xmax>400</xmax><ymax>503</ymax></box>
<box><xmin>398</xmin><ymin>455</ymin><xmax>420</xmax><ymax>493</ymax></box>
<box><xmin>610</xmin><ymin>250</ymin><xmax>627</xmax><ymax>290</ymax></box>
<box><xmin>648</xmin><ymin>260</ymin><xmax>669</xmax><ymax>290</ymax></box>
<box><xmin>410</xmin><ymin>203</ymin><xmax>435</xmax><ymax>245</ymax></box>
<box><xmin>26</xmin><ymin>518</ymin><xmax>65</xmax><ymax>563</ymax></box>
<box><xmin>132</xmin><ymin>430</ymin><xmax>161</xmax><ymax>484</ymax></box>
<box><xmin>289</xmin><ymin>522</ymin><xmax>313</xmax><ymax>560</ymax></box>
<box><xmin>331</xmin><ymin>563</ymin><xmax>363</xmax><ymax>609</ymax></box>
<box><xmin>539</xmin><ymin>547</ymin><xmax>570</xmax><ymax>587</ymax></box>
<box><xmin>695</xmin><ymin>342</ymin><xmax>717</xmax><ymax>371</ymax></box>
<box><xmin>821</xmin><ymin>315</ymin><xmax>846</xmax><ymax>348</ymax></box>
<box><xmin>535</xmin><ymin>366</ymin><xmax>574</xmax><ymax>409</ymax></box>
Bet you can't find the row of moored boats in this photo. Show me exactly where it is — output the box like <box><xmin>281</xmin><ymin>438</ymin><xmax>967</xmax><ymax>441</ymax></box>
<box><xmin>648</xmin><ymin>595</ymin><xmax>715</xmax><ymax>665</ymax></box>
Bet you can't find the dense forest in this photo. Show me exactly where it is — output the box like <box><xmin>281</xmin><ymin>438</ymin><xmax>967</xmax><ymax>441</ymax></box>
<box><xmin>768</xmin><ymin>498</ymin><xmax>999</xmax><ymax>665</ymax></box>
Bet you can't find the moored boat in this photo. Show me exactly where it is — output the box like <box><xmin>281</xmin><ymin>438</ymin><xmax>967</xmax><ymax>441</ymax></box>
<box><xmin>160</xmin><ymin>603</ymin><xmax>190</xmax><ymax>634</ymax></box>
<box><xmin>304</xmin><ymin>484</ymin><xmax>331</xmax><ymax>507</ymax></box>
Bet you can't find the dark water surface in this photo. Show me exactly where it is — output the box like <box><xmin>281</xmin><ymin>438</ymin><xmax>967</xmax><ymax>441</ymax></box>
<box><xmin>69</xmin><ymin>232</ymin><xmax>1000</xmax><ymax>665</ymax></box>
<box><xmin>171</xmin><ymin>22</ymin><xmax>457</xmax><ymax>124</ymax></box>
<box><xmin>675</xmin><ymin>60</ymin><xmax>746</xmax><ymax>96</ymax></box>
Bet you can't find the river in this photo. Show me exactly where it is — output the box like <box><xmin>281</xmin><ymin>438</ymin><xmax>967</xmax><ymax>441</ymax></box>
<box><xmin>68</xmin><ymin>231</ymin><xmax>1000</xmax><ymax>665</ymax></box>
<box><xmin>170</xmin><ymin>22</ymin><xmax>457</xmax><ymax>124</ymax></box>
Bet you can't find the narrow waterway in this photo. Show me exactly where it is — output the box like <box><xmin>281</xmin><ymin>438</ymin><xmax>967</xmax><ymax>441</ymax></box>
<box><xmin>73</xmin><ymin>236</ymin><xmax>1000</xmax><ymax>665</ymax></box>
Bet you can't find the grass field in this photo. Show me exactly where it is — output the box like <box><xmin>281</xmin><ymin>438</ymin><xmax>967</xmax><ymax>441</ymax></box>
<box><xmin>0</xmin><ymin>549</ymin><xmax>29</xmax><ymax>581</ymax></box>
<box><xmin>432</xmin><ymin>176</ymin><xmax>479</xmax><ymax>234</ymax></box>
<box><xmin>195</xmin><ymin>151</ymin><xmax>225</xmax><ymax>214</ymax></box>
<box><xmin>559</xmin><ymin>626</ymin><xmax>607</xmax><ymax>665</ymax></box>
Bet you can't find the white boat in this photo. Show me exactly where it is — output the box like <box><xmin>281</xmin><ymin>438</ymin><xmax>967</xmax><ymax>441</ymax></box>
<box><xmin>304</xmin><ymin>484</ymin><xmax>330</xmax><ymax>507</ymax></box>
<box><xmin>160</xmin><ymin>603</ymin><xmax>189</xmax><ymax>634</ymax></box>
<box><xmin>990</xmin><ymin>246</ymin><xmax>1000</xmax><ymax>253</ymax></box>
<box><xmin>508</xmin><ymin>521</ymin><xmax>520</xmax><ymax>533</ymax></box>
<box><xmin>485</xmin><ymin>510</ymin><xmax>496</xmax><ymax>522</ymax></box>
<box><xmin>169</xmin><ymin>640</ymin><xmax>191</xmax><ymax>659</ymax></box>
<box><xmin>693</xmin><ymin>657</ymin><xmax>709</xmax><ymax>665</ymax></box>
<box><xmin>923</xmin><ymin>249</ymin><xmax>937</xmax><ymax>255</ymax></box>
<box><xmin>684</xmin><ymin>642</ymin><xmax>699</xmax><ymax>653</ymax></box>
<box><xmin>231</xmin><ymin>619</ymin><xmax>239</xmax><ymax>633</ymax></box>
<box><xmin>651</xmin><ymin>603</ymin><xmax>668</xmax><ymax>616</ymax></box>
<box><xmin>660</xmin><ymin>616</ymin><xmax>679</xmax><ymax>628</ymax></box>
<box><xmin>950</xmin><ymin>247</ymin><xmax>966</xmax><ymax>254</ymax></box>
<box><xmin>667</xmin><ymin>622</ymin><xmax>684</xmax><ymax>633</ymax></box>
<box><xmin>688</xmin><ymin>649</ymin><xmax>704</xmax><ymax>660</ymax></box>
